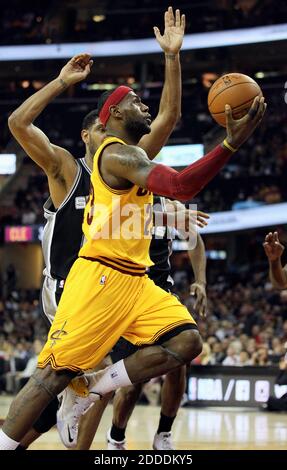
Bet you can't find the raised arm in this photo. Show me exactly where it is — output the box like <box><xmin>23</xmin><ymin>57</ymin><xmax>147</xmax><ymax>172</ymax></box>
<box><xmin>138</xmin><ymin>7</ymin><xmax>184</xmax><ymax>159</ymax></box>
<box><xmin>103</xmin><ymin>96</ymin><xmax>266</xmax><ymax>201</ymax></box>
<box><xmin>263</xmin><ymin>232</ymin><xmax>287</xmax><ymax>289</ymax></box>
<box><xmin>8</xmin><ymin>54</ymin><xmax>93</xmax><ymax>206</ymax></box>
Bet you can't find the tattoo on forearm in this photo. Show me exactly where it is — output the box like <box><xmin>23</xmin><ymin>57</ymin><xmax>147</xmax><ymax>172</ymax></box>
<box><xmin>165</xmin><ymin>54</ymin><xmax>176</xmax><ymax>61</ymax></box>
<box><xmin>119</xmin><ymin>156</ymin><xmax>149</xmax><ymax>170</ymax></box>
<box><xmin>118</xmin><ymin>150</ymin><xmax>150</xmax><ymax>170</ymax></box>
<box><xmin>59</xmin><ymin>78</ymin><xmax>68</xmax><ymax>90</ymax></box>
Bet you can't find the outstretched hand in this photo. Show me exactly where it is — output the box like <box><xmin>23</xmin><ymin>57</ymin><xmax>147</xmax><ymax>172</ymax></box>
<box><xmin>263</xmin><ymin>231</ymin><xmax>285</xmax><ymax>262</ymax></box>
<box><xmin>154</xmin><ymin>6</ymin><xmax>185</xmax><ymax>55</ymax></box>
<box><xmin>59</xmin><ymin>53</ymin><xmax>93</xmax><ymax>87</ymax></box>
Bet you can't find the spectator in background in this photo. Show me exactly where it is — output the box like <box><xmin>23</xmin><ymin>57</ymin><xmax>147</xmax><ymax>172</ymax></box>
<box><xmin>13</xmin><ymin>339</ymin><xmax>43</xmax><ymax>393</ymax></box>
<box><xmin>2</xmin><ymin>344</ymin><xmax>27</xmax><ymax>394</ymax></box>
<box><xmin>238</xmin><ymin>350</ymin><xmax>252</xmax><ymax>366</ymax></box>
<box><xmin>3</xmin><ymin>264</ymin><xmax>17</xmax><ymax>298</ymax></box>
<box><xmin>210</xmin><ymin>341</ymin><xmax>225</xmax><ymax>364</ymax></box>
<box><xmin>251</xmin><ymin>346</ymin><xmax>270</xmax><ymax>366</ymax></box>
<box><xmin>222</xmin><ymin>345</ymin><xmax>239</xmax><ymax>366</ymax></box>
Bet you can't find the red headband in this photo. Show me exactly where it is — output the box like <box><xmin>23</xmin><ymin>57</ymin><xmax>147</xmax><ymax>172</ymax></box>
<box><xmin>99</xmin><ymin>86</ymin><xmax>133</xmax><ymax>126</ymax></box>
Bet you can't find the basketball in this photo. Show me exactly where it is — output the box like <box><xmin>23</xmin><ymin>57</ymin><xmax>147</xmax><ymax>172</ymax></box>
<box><xmin>208</xmin><ymin>73</ymin><xmax>262</xmax><ymax>127</ymax></box>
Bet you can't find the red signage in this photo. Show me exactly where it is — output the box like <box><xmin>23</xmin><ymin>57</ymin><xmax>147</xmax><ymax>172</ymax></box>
<box><xmin>4</xmin><ymin>226</ymin><xmax>33</xmax><ymax>242</ymax></box>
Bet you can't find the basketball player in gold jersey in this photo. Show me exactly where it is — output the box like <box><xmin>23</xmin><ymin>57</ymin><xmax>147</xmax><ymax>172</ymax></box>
<box><xmin>0</xmin><ymin>41</ymin><xmax>266</xmax><ymax>453</ymax></box>
<box><xmin>5</xmin><ymin>7</ymin><xmax>205</xmax><ymax>451</ymax></box>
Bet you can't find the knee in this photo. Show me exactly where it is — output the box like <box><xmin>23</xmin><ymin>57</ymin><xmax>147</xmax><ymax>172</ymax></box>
<box><xmin>182</xmin><ymin>330</ymin><xmax>203</xmax><ymax>361</ymax></box>
<box><xmin>165</xmin><ymin>329</ymin><xmax>203</xmax><ymax>364</ymax></box>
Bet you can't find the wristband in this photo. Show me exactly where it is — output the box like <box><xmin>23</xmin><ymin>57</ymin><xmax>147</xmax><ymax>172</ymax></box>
<box><xmin>223</xmin><ymin>139</ymin><xmax>237</xmax><ymax>153</ymax></box>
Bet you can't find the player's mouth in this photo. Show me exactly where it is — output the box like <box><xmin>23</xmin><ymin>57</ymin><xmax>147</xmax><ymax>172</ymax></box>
<box><xmin>145</xmin><ymin>114</ymin><xmax>152</xmax><ymax>125</ymax></box>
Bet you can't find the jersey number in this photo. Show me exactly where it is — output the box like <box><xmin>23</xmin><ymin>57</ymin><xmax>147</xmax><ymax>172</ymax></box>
<box><xmin>144</xmin><ymin>203</ymin><xmax>153</xmax><ymax>236</ymax></box>
<box><xmin>86</xmin><ymin>184</ymin><xmax>95</xmax><ymax>226</ymax></box>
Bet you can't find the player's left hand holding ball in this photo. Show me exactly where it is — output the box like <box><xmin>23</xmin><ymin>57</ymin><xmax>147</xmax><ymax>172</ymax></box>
<box><xmin>225</xmin><ymin>96</ymin><xmax>267</xmax><ymax>150</ymax></box>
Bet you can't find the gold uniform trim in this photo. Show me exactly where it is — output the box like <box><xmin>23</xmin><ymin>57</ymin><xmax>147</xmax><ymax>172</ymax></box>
<box><xmin>37</xmin><ymin>354</ymin><xmax>82</xmax><ymax>373</ymax></box>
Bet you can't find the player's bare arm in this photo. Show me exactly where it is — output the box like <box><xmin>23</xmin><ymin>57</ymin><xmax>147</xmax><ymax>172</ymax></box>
<box><xmin>138</xmin><ymin>7</ymin><xmax>185</xmax><ymax>159</ymax></box>
<box><xmin>189</xmin><ymin>234</ymin><xmax>208</xmax><ymax>317</ymax></box>
<box><xmin>164</xmin><ymin>199</ymin><xmax>208</xmax><ymax>317</ymax></box>
<box><xmin>8</xmin><ymin>53</ymin><xmax>93</xmax><ymax>208</ymax></box>
<box><xmin>263</xmin><ymin>231</ymin><xmax>287</xmax><ymax>289</ymax></box>
<box><xmin>102</xmin><ymin>96</ymin><xmax>266</xmax><ymax>201</ymax></box>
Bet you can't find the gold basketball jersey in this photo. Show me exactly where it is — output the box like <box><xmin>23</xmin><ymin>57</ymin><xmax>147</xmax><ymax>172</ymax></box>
<box><xmin>80</xmin><ymin>137</ymin><xmax>153</xmax><ymax>271</ymax></box>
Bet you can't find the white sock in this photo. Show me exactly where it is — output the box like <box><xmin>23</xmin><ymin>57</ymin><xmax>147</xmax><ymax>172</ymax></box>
<box><xmin>88</xmin><ymin>359</ymin><xmax>132</xmax><ymax>396</ymax></box>
<box><xmin>0</xmin><ymin>430</ymin><xmax>20</xmax><ymax>450</ymax></box>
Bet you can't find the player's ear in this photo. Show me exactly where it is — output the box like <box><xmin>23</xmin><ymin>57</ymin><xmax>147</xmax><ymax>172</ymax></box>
<box><xmin>109</xmin><ymin>105</ymin><xmax>122</xmax><ymax>119</ymax></box>
<box><xmin>81</xmin><ymin>129</ymin><xmax>89</xmax><ymax>144</ymax></box>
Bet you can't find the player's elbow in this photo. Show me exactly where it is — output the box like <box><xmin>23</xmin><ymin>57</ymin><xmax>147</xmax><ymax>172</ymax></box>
<box><xmin>176</xmin><ymin>111</ymin><xmax>182</xmax><ymax>123</ymax></box>
<box><xmin>166</xmin><ymin>188</ymin><xmax>190</xmax><ymax>203</ymax></box>
<box><xmin>9</xmin><ymin>106</ymin><xmax>32</xmax><ymax>131</ymax></box>
<box><xmin>172</xmin><ymin>193</ymin><xmax>188</xmax><ymax>203</ymax></box>
<box><xmin>147</xmin><ymin>165</ymin><xmax>201</xmax><ymax>203</ymax></box>
<box><xmin>169</xmin><ymin>182</ymin><xmax>203</xmax><ymax>203</ymax></box>
<box><xmin>8</xmin><ymin>111</ymin><xmax>24</xmax><ymax>132</ymax></box>
<box><xmin>8</xmin><ymin>112</ymin><xmax>17</xmax><ymax>130</ymax></box>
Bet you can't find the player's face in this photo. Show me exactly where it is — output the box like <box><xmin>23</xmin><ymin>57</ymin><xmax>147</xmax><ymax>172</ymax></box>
<box><xmin>91</xmin><ymin>119</ymin><xmax>107</xmax><ymax>150</ymax></box>
<box><xmin>82</xmin><ymin>118</ymin><xmax>107</xmax><ymax>157</ymax></box>
<box><xmin>119</xmin><ymin>92</ymin><xmax>152</xmax><ymax>141</ymax></box>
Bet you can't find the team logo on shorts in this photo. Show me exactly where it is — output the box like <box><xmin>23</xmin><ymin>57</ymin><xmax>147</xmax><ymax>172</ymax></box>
<box><xmin>50</xmin><ymin>321</ymin><xmax>68</xmax><ymax>347</ymax></box>
<box><xmin>100</xmin><ymin>275</ymin><xmax>107</xmax><ymax>285</ymax></box>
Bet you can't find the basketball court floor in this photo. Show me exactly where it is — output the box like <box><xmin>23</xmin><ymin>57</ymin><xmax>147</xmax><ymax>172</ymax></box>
<box><xmin>1</xmin><ymin>396</ymin><xmax>286</xmax><ymax>450</ymax></box>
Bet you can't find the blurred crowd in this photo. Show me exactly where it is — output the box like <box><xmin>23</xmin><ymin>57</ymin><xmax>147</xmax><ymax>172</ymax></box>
<box><xmin>0</xmin><ymin>0</ymin><xmax>286</xmax><ymax>45</ymax></box>
<box><xmin>174</xmin><ymin>269</ymin><xmax>287</xmax><ymax>367</ymax></box>
<box><xmin>0</xmin><ymin>288</ymin><xmax>46</xmax><ymax>395</ymax></box>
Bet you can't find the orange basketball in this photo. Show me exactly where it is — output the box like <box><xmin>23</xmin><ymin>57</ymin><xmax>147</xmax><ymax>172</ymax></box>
<box><xmin>208</xmin><ymin>73</ymin><xmax>262</xmax><ymax>127</ymax></box>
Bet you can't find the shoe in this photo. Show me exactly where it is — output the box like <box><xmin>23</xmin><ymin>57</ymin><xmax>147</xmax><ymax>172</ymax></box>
<box><xmin>69</xmin><ymin>375</ymin><xmax>90</xmax><ymax>397</ymax></box>
<box><xmin>106</xmin><ymin>428</ymin><xmax>127</xmax><ymax>450</ymax></box>
<box><xmin>57</xmin><ymin>377</ymin><xmax>101</xmax><ymax>448</ymax></box>
<box><xmin>153</xmin><ymin>432</ymin><xmax>174</xmax><ymax>450</ymax></box>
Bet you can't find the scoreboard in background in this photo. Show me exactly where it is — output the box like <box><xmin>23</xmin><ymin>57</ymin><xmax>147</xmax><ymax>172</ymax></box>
<box><xmin>188</xmin><ymin>365</ymin><xmax>287</xmax><ymax>407</ymax></box>
<box><xmin>5</xmin><ymin>225</ymin><xmax>43</xmax><ymax>243</ymax></box>
<box><xmin>157</xmin><ymin>144</ymin><xmax>203</xmax><ymax>167</ymax></box>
